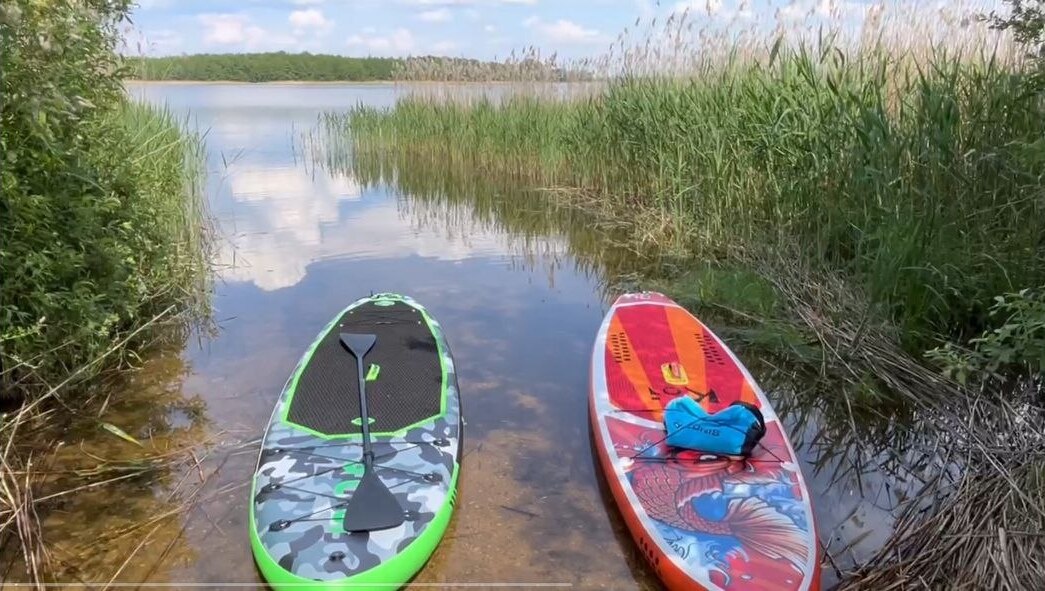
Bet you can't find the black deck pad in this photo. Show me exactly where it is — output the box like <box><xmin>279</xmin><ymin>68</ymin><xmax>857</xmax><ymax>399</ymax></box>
<box><xmin>287</xmin><ymin>301</ymin><xmax>443</xmax><ymax>435</ymax></box>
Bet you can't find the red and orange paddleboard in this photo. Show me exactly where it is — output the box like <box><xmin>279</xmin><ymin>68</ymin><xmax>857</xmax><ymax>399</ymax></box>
<box><xmin>589</xmin><ymin>293</ymin><xmax>820</xmax><ymax>591</ymax></box>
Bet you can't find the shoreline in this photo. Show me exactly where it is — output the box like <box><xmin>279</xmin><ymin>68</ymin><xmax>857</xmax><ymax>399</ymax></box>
<box><xmin>123</xmin><ymin>79</ymin><xmax>399</xmax><ymax>86</ymax></box>
<box><xmin>122</xmin><ymin>79</ymin><xmax>585</xmax><ymax>86</ymax></box>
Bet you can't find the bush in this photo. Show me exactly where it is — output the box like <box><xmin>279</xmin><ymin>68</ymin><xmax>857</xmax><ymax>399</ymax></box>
<box><xmin>927</xmin><ymin>288</ymin><xmax>1045</xmax><ymax>383</ymax></box>
<box><xmin>985</xmin><ymin>0</ymin><xmax>1045</xmax><ymax>61</ymax></box>
<box><xmin>1</xmin><ymin>0</ymin><xmax>209</xmax><ymax>403</ymax></box>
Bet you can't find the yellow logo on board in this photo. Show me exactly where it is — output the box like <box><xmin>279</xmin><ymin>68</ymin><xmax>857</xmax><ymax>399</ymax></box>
<box><xmin>661</xmin><ymin>362</ymin><xmax>688</xmax><ymax>385</ymax></box>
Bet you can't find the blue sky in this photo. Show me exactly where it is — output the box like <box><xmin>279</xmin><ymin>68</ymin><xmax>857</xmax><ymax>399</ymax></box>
<box><xmin>125</xmin><ymin>1</ymin><xmax>999</xmax><ymax>60</ymax></box>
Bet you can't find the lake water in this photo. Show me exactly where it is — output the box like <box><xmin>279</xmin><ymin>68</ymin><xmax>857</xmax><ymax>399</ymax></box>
<box><xmin>1</xmin><ymin>82</ymin><xmax>892</xmax><ymax>589</ymax></box>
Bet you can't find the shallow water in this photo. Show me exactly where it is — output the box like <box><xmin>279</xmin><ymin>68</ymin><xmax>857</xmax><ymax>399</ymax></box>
<box><xmin>1</xmin><ymin>82</ymin><xmax>894</xmax><ymax>589</ymax></box>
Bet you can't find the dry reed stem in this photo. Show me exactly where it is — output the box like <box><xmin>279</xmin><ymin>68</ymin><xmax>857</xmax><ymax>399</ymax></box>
<box><xmin>0</xmin><ymin>305</ymin><xmax>230</xmax><ymax>585</ymax></box>
<box><xmin>393</xmin><ymin>1</ymin><xmax>1019</xmax><ymax>101</ymax></box>
<box><xmin>0</xmin><ymin>306</ymin><xmax>180</xmax><ymax>586</ymax></box>
<box><xmin>755</xmin><ymin>254</ymin><xmax>1045</xmax><ymax>589</ymax></box>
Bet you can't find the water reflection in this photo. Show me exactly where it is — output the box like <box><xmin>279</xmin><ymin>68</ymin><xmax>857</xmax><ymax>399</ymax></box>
<box><xmin>1</xmin><ymin>347</ymin><xmax>216</xmax><ymax>586</ymax></box>
<box><xmin>305</xmin><ymin>125</ymin><xmax>642</xmax><ymax>297</ymax></box>
<box><xmin>215</xmin><ymin>162</ymin><xmax>533</xmax><ymax>291</ymax></box>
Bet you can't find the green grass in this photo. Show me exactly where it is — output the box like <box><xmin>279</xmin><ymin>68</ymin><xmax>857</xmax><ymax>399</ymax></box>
<box><xmin>338</xmin><ymin>44</ymin><xmax>1045</xmax><ymax>356</ymax></box>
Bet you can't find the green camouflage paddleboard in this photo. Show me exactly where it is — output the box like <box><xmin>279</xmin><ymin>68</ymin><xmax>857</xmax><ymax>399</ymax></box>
<box><xmin>250</xmin><ymin>293</ymin><xmax>462</xmax><ymax>590</ymax></box>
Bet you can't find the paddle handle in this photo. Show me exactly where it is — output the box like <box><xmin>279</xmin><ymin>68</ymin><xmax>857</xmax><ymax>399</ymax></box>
<box><xmin>355</xmin><ymin>356</ymin><xmax>374</xmax><ymax>463</ymax></box>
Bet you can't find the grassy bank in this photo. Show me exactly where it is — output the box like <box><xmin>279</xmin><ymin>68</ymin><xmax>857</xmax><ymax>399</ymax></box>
<box><xmin>2</xmin><ymin>0</ymin><xmax>211</xmax><ymax>581</ymax></box>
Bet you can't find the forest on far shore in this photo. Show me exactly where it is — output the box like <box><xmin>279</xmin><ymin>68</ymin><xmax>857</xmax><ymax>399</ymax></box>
<box><xmin>126</xmin><ymin>52</ymin><xmax>403</xmax><ymax>82</ymax></box>
<box><xmin>127</xmin><ymin>52</ymin><xmax>587</xmax><ymax>82</ymax></box>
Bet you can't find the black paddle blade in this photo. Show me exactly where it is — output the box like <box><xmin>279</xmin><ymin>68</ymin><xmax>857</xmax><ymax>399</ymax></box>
<box><xmin>339</xmin><ymin>333</ymin><xmax>376</xmax><ymax>359</ymax></box>
<box><xmin>342</xmin><ymin>468</ymin><xmax>404</xmax><ymax>532</ymax></box>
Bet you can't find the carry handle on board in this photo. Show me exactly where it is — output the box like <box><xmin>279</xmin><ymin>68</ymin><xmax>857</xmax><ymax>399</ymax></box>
<box><xmin>339</xmin><ymin>333</ymin><xmax>404</xmax><ymax>532</ymax></box>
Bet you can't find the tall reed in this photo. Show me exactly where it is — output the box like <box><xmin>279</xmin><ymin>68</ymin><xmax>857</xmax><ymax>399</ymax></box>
<box><xmin>339</xmin><ymin>1</ymin><xmax>1044</xmax><ymax>351</ymax></box>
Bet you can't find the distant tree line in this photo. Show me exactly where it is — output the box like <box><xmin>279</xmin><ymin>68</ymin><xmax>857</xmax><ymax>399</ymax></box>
<box><xmin>126</xmin><ymin>52</ymin><xmax>403</xmax><ymax>82</ymax></box>
<box><xmin>126</xmin><ymin>52</ymin><xmax>592</xmax><ymax>82</ymax></box>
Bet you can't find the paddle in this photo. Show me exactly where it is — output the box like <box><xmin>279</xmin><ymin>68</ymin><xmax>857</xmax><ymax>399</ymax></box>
<box><xmin>339</xmin><ymin>333</ymin><xmax>405</xmax><ymax>532</ymax></box>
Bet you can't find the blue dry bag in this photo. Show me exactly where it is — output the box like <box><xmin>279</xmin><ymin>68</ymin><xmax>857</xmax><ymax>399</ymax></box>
<box><xmin>663</xmin><ymin>396</ymin><xmax>766</xmax><ymax>457</ymax></box>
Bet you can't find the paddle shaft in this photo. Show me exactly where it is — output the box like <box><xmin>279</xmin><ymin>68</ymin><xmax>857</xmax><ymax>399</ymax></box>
<box><xmin>353</xmin><ymin>355</ymin><xmax>375</xmax><ymax>463</ymax></box>
<box><xmin>337</xmin><ymin>332</ymin><xmax>404</xmax><ymax>532</ymax></box>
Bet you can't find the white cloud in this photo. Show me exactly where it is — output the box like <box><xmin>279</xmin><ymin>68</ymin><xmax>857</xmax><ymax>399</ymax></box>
<box><xmin>292</xmin><ymin>0</ymin><xmax>325</xmax><ymax>5</ymax></box>
<box><xmin>542</xmin><ymin>19</ymin><xmax>601</xmax><ymax>43</ymax></box>
<box><xmin>674</xmin><ymin>0</ymin><xmax>723</xmax><ymax>14</ymax></box>
<box><xmin>672</xmin><ymin>0</ymin><xmax>755</xmax><ymax>21</ymax></box>
<box><xmin>144</xmin><ymin>29</ymin><xmax>184</xmax><ymax>53</ymax></box>
<box><xmin>635</xmin><ymin>0</ymin><xmax>657</xmax><ymax>21</ymax></box>
<box><xmin>524</xmin><ymin>17</ymin><xmax>604</xmax><ymax>44</ymax></box>
<box><xmin>199</xmin><ymin>14</ymin><xmax>263</xmax><ymax>45</ymax></box>
<box><xmin>399</xmin><ymin>0</ymin><xmax>474</xmax><ymax>5</ymax></box>
<box><xmin>219</xmin><ymin>165</ymin><xmax>360</xmax><ymax>290</ymax></box>
<box><xmin>417</xmin><ymin>8</ymin><xmax>452</xmax><ymax>22</ymax></box>
<box><xmin>483</xmin><ymin>24</ymin><xmax>496</xmax><ymax>33</ymax></box>
<box><xmin>778</xmin><ymin>1</ymin><xmax>807</xmax><ymax>20</ymax></box>
<box><xmin>778</xmin><ymin>0</ymin><xmax>869</xmax><ymax>21</ymax></box>
<box><xmin>432</xmin><ymin>40</ymin><xmax>460</xmax><ymax>53</ymax></box>
<box><xmin>289</xmin><ymin>8</ymin><xmax>332</xmax><ymax>33</ymax></box>
<box><xmin>214</xmin><ymin>162</ymin><xmax>529</xmax><ymax>291</ymax></box>
<box><xmin>197</xmin><ymin>13</ymin><xmax>296</xmax><ymax>49</ymax></box>
<box><xmin>498</xmin><ymin>0</ymin><xmax>537</xmax><ymax>4</ymax></box>
<box><xmin>816</xmin><ymin>0</ymin><xmax>869</xmax><ymax>20</ymax></box>
<box><xmin>346</xmin><ymin>28</ymin><xmax>416</xmax><ymax>55</ymax></box>
<box><xmin>464</xmin><ymin>8</ymin><xmax>481</xmax><ymax>21</ymax></box>
<box><xmin>123</xmin><ymin>25</ymin><xmax>185</xmax><ymax>56</ymax></box>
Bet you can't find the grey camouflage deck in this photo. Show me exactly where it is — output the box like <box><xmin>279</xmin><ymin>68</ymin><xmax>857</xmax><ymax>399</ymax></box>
<box><xmin>251</xmin><ymin>294</ymin><xmax>461</xmax><ymax>582</ymax></box>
